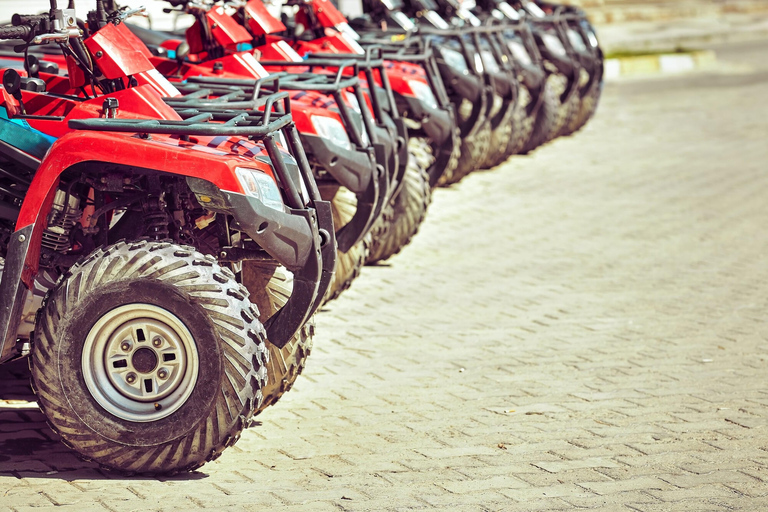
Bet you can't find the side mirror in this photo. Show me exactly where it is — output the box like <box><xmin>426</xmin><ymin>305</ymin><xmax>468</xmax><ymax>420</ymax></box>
<box><xmin>175</xmin><ymin>41</ymin><xmax>190</xmax><ymax>63</ymax></box>
<box><xmin>3</xmin><ymin>69</ymin><xmax>21</xmax><ymax>98</ymax></box>
<box><xmin>2</xmin><ymin>69</ymin><xmax>26</xmax><ymax>115</ymax></box>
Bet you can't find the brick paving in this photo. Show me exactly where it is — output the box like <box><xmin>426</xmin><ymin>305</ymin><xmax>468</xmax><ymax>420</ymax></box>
<box><xmin>2</xmin><ymin>49</ymin><xmax>768</xmax><ymax>511</ymax></box>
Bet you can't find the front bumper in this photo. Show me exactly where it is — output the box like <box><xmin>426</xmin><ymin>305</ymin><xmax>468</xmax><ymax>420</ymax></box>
<box><xmin>301</xmin><ymin>133</ymin><xmax>387</xmax><ymax>253</ymax></box>
<box><xmin>187</xmin><ymin>177</ymin><xmax>336</xmax><ymax>349</ymax></box>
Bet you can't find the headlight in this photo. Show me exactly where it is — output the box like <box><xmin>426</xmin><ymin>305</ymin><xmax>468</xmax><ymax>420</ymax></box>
<box><xmin>480</xmin><ymin>50</ymin><xmax>500</xmax><ymax>74</ymax></box>
<box><xmin>235</xmin><ymin>167</ymin><xmax>285</xmax><ymax>211</ymax></box>
<box><xmin>310</xmin><ymin>116</ymin><xmax>352</xmax><ymax>151</ymax></box>
<box><xmin>567</xmin><ymin>29</ymin><xmax>587</xmax><ymax>52</ymax></box>
<box><xmin>507</xmin><ymin>40</ymin><xmax>532</xmax><ymax>65</ymax></box>
<box><xmin>498</xmin><ymin>1</ymin><xmax>521</xmax><ymax>20</ymax></box>
<box><xmin>473</xmin><ymin>53</ymin><xmax>484</xmax><ymax>74</ymax></box>
<box><xmin>407</xmin><ymin>80</ymin><xmax>438</xmax><ymax>110</ymax></box>
<box><xmin>586</xmin><ymin>29</ymin><xmax>598</xmax><ymax>48</ymax></box>
<box><xmin>440</xmin><ymin>47</ymin><xmax>469</xmax><ymax>75</ymax></box>
<box><xmin>525</xmin><ymin>1</ymin><xmax>547</xmax><ymax>18</ymax></box>
<box><xmin>345</xmin><ymin>91</ymin><xmax>361</xmax><ymax>114</ymax></box>
<box><xmin>541</xmin><ymin>33</ymin><xmax>566</xmax><ymax>57</ymax></box>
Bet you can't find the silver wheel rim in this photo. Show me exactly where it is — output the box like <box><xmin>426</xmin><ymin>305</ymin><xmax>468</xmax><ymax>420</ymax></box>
<box><xmin>82</xmin><ymin>304</ymin><xmax>200</xmax><ymax>422</ymax></box>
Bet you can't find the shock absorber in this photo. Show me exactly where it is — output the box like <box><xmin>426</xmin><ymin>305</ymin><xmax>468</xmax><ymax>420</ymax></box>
<box><xmin>142</xmin><ymin>196</ymin><xmax>170</xmax><ymax>240</ymax></box>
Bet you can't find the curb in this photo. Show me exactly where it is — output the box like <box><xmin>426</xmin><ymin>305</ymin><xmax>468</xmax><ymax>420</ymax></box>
<box><xmin>604</xmin><ymin>50</ymin><xmax>717</xmax><ymax>80</ymax></box>
<box><xmin>564</xmin><ymin>0</ymin><xmax>768</xmax><ymax>25</ymax></box>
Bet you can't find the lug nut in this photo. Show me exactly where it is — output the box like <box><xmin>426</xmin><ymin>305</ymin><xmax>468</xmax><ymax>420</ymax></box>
<box><xmin>126</xmin><ymin>373</ymin><xmax>137</xmax><ymax>384</ymax></box>
<box><xmin>157</xmin><ymin>368</ymin><xmax>168</xmax><ymax>380</ymax></box>
<box><xmin>152</xmin><ymin>337</ymin><xmax>163</xmax><ymax>348</ymax></box>
<box><xmin>120</xmin><ymin>341</ymin><xmax>132</xmax><ymax>352</ymax></box>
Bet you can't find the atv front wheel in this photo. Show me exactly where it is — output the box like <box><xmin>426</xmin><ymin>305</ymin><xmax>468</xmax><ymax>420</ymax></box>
<box><xmin>520</xmin><ymin>74</ymin><xmax>560</xmax><ymax>154</ymax></box>
<box><xmin>562</xmin><ymin>74</ymin><xmax>603</xmax><ymax>136</ymax></box>
<box><xmin>557</xmin><ymin>67</ymin><xmax>588</xmax><ymax>138</ymax></box>
<box><xmin>241</xmin><ymin>260</ymin><xmax>313</xmax><ymax>415</ymax></box>
<box><xmin>482</xmin><ymin>96</ymin><xmax>518</xmax><ymax>169</ymax></box>
<box><xmin>502</xmin><ymin>85</ymin><xmax>535</xmax><ymax>160</ymax></box>
<box><xmin>427</xmin><ymin>125</ymin><xmax>461</xmax><ymax>188</ymax></box>
<box><xmin>367</xmin><ymin>137</ymin><xmax>433</xmax><ymax>264</ymax></box>
<box><xmin>321</xmin><ymin>185</ymin><xmax>370</xmax><ymax>302</ymax></box>
<box><xmin>440</xmin><ymin>122</ymin><xmax>492</xmax><ymax>186</ymax></box>
<box><xmin>31</xmin><ymin>240</ymin><xmax>267</xmax><ymax>475</ymax></box>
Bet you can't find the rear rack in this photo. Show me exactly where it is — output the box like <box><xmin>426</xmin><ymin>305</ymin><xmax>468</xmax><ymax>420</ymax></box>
<box><xmin>69</xmin><ymin>92</ymin><xmax>319</xmax><ymax>212</ymax></box>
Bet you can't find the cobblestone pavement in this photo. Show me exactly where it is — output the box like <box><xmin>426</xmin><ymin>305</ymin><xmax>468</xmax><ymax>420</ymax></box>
<box><xmin>3</xmin><ymin>47</ymin><xmax>768</xmax><ymax>511</ymax></box>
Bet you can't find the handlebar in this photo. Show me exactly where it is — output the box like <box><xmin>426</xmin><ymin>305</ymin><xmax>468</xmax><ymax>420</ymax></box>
<box><xmin>11</xmin><ymin>14</ymin><xmax>48</xmax><ymax>27</ymax></box>
<box><xmin>0</xmin><ymin>25</ymin><xmax>32</xmax><ymax>40</ymax></box>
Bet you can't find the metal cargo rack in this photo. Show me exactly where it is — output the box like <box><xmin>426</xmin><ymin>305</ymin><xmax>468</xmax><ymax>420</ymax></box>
<box><xmin>174</xmin><ymin>62</ymin><xmax>378</xmax><ymax>157</ymax></box>
<box><xmin>70</xmin><ymin>90</ymin><xmax>316</xmax><ymax>212</ymax></box>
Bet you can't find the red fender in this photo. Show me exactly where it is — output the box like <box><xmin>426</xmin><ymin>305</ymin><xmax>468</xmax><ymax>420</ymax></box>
<box><xmin>16</xmin><ymin>129</ymin><xmax>276</xmax><ymax>285</ymax></box>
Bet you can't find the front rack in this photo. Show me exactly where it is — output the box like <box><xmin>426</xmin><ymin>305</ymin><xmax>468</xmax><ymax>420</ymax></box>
<box><xmin>176</xmin><ymin>62</ymin><xmax>377</xmax><ymax>152</ymax></box>
<box><xmin>165</xmin><ymin>70</ymin><xmax>388</xmax><ymax>254</ymax></box>
<box><xmin>291</xmin><ymin>46</ymin><xmax>400</xmax><ymax>126</ymax></box>
<box><xmin>359</xmin><ymin>35</ymin><xmax>451</xmax><ymax>110</ymax></box>
<box><xmin>69</xmin><ymin>92</ymin><xmax>318</xmax><ymax>212</ymax></box>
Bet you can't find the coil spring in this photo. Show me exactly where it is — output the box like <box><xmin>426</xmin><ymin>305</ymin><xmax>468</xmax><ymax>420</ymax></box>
<box><xmin>144</xmin><ymin>210</ymin><xmax>170</xmax><ymax>240</ymax></box>
<box><xmin>41</xmin><ymin>190</ymin><xmax>81</xmax><ymax>253</ymax></box>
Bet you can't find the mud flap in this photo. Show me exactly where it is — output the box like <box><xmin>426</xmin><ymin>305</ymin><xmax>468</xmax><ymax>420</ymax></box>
<box><xmin>0</xmin><ymin>225</ymin><xmax>32</xmax><ymax>363</ymax></box>
<box><xmin>390</xmin><ymin>118</ymin><xmax>409</xmax><ymax>200</ymax></box>
<box><xmin>335</xmin><ymin>160</ymin><xmax>380</xmax><ymax>253</ymax></box>
<box><xmin>264</xmin><ymin>200</ymin><xmax>335</xmax><ymax>348</ymax></box>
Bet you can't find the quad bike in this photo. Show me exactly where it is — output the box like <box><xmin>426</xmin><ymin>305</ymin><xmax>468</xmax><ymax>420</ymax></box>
<box><xmin>533</xmin><ymin>1</ymin><xmax>603</xmax><ymax>136</ymax></box>
<box><xmin>459</xmin><ymin>0</ymin><xmax>548</xmax><ymax>157</ymax></box>
<box><xmin>0</xmin><ymin>3</ymin><xmax>344</xmax><ymax>415</ymax></box>
<box><xmin>508</xmin><ymin>0</ymin><xmax>602</xmax><ymax>150</ymax></box>
<box><xmin>401</xmin><ymin>0</ymin><xmax>518</xmax><ymax>170</ymax></box>
<box><xmin>242</xmin><ymin>0</ymin><xmax>444</xmax><ymax>262</ymax></box>
<box><xmin>126</xmin><ymin>0</ymin><xmax>404</xmax><ymax>285</ymax></box>
<box><xmin>0</xmin><ymin>1</ymin><xmax>335</xmax><ymax>474</ymax></box>
<box><xmin>356</xmin><ymin>0</ymin><xmax>503</xmax><ymax>184</ymax></box>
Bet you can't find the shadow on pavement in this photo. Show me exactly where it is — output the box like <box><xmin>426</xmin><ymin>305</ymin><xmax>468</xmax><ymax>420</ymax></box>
<box><xmin>0</xmin><ymin>358</ymin><xmax>207</xmax><ymax>482</ymax></box>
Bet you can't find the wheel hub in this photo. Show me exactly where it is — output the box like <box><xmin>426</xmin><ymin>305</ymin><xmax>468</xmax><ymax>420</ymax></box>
<box><xmin>82</xmin><ymin>304</ymin><xmax>200</xmax><ymax>422</ymax></box>
<box><xmin>131</xmin><ymin>347</ymin><xmax>158</xmax><ymax>374</ymax></box>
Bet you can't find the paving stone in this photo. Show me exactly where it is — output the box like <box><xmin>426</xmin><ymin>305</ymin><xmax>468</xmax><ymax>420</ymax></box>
<box><xmin>2</xmin><ymin>42</ymin><xmax>768</xmax><ymax>511</ymax></box>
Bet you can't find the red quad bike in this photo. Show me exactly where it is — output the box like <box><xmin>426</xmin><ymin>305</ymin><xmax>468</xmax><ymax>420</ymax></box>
<box><xmin>0</xmin><ymin>4</ymin><xmax>337</xmax><ymax>415</ymax></box>
<box><xmin>2</xmin><ymin>3</ymin><xmax>386</xmax><ymax>305</ymax></box>
<box><xmin>154</xmin><ymin>0</ymin><xmax>443</xmax><ymax>263</ymax></box>
<box><xmin>354</xmin><ymin>0</ymin><xmax>498</xmax><ymax>184</ymax></box>
<box><xmin>251</xmin><ymin>0</ymin><xmax>453</xmax><ymax>261</ymax></box>
<box><xmin>0</xmin><ymin>1</ymin><xmax>335</xmax><ymax>474</ymax></box>
<box><xmin>124</xmin><ymin>1</ymin><xmax>399</xmax><ymax>294</ymax></box>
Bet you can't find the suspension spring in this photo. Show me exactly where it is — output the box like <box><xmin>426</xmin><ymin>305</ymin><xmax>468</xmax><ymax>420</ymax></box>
<box><xmin>142</xmin><ymin>197</ymin><xmax>170</xmax><ymax>240</ymax></box>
